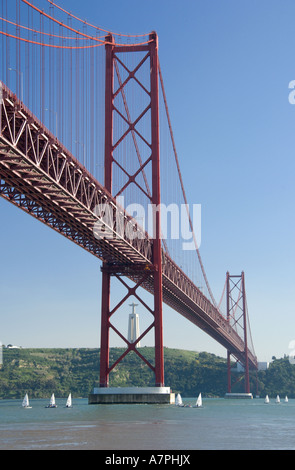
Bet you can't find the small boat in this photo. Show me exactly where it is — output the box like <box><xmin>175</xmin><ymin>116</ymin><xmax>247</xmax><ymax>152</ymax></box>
<box><xmin>46</xmin><ymin>393</ymin><xmax>58</xmax><ymax>408</ymax></box>
<box><xmin>285</xmin><ymin>395</ymin><xmax>288</xmax><ymax>403</ymax></box>
<box><xmin>175</xmin><ymin>393</ymin><xmax>184</xmax><ymax>407</ymax></box>
<box><xmin>22</xmin><ymin>393</ymin><xmax>32</xmax><ymax>409</ymax></box>
<box><xmin>264</xmin><ymin>395</ymin><xmax>270</xmax><ymax>404</ymax></box>
<box><xmin>65</xmin><ymin>393</ymin><xmax>72</xmax><ymax>408</ymax></box>
<box><xmin>193</xmin><ymin>392</ymin><xmax>202</xmax><ymax>408</ymax></box>
<box><xmin>275</xmin><ymin>394</ymin><xmax>280</xmax><ymax>403</ymax></box>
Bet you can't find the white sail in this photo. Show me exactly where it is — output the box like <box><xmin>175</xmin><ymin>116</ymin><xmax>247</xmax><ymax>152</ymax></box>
<box><xmin>275</xmin><ymin>394</ymin><xmax>280</xmax><ymax>403</ymax></box>
<box><xmin>195</xmin><ymin>393</ymin><xmax>202</xmax><ymax>407</ymax></box>
<box><xmin>175</xmin><ymin>393</ymin><xmax>183</xmax><ymax>406</ymax></box>
<box><xmin>285</xmin><ymin>395</ymin><xmax>288</xmax><ymax>403</ymax></box>
<box><xmin>22</xmin><ymin>393</ymin><xmax>31</xmax><ymax>408</ymax></box>
<box><xmin>46</xmin><ymin>393</ymin><xmax>57</xmax><ymax>408</ymax></box>
<box><xmin>66</xmin><ymin>393</ymin><xmax>72</xmax><ymax>408</ymax></box>
<box><xmin>264</xmin><ymin>394</ymin><xmax>269</xmax><ymax>404</ymax></box>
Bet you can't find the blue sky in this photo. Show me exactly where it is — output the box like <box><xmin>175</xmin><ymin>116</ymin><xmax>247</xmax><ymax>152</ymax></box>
<box><xmin>1</xmin><ymin>0</ymin><xmax>295</xmax><ymax>363</ymax></box>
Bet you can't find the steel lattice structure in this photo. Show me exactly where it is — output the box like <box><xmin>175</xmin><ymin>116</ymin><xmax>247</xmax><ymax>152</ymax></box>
<box><xmin>0</xmin><ymin>0</ymin><xmax>257</xmax><ymax>392</ymax></box>
<box><xmin>0</xmin><ymin>76</ymin><xmax>257</xmax><ymax>381</ymax></box>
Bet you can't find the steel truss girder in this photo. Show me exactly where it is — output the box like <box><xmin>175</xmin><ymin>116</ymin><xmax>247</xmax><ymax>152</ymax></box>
<box><xmin>0</xmin><ymin>82</ymin><xmax>153</xmax><ymax>266</ymax></box>
<box><xmin>0</xmin><ymin>81</ymin><xmax>257</xmax><ymax>375</ymax></box>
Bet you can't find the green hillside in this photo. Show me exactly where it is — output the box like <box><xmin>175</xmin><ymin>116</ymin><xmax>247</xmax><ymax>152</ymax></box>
<box><xmin>0</xmin><ymin>347</ymin><xmax>294</xmax><ymax>399</ymax></box>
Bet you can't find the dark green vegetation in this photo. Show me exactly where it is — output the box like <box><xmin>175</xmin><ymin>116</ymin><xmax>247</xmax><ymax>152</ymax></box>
<box><xmin>0</xmin><ymin>347</ymin><xmax>294</xmax><ymax>399</ymax></box>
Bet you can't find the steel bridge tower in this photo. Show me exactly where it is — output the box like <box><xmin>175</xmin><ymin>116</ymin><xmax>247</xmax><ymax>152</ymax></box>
<box><xmin>99</xmin><ymin>32</ymin><xmax>165</xmax><ymax>389</ymax></box>
<box><xmin>226</xmin><ymin>272</ymin><xmax>251</xmax><ymax>395</ymax></box>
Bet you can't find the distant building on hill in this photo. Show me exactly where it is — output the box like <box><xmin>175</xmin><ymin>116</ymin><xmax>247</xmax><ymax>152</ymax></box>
<box><xmin>128</xmin><ymin>303</ymin><xmax>141</xmax><ymax>347</ymax></box>
<box><xmin>236</xmin><ymin>361</ymin><xmax>269</xmax><ymax>372</ymax></box>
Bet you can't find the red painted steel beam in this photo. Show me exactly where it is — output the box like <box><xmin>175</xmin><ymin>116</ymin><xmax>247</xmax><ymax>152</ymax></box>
<box><xmin>150</xmin><ymin>32</ymin><xmax>164</xmax><ymax>387</ymax></box>
<box><xmin>99</xmin><ymin>34</ymin><xmax>114</xmax><ymax>388</ymax></box>
<box><xmin>242</xmin><ymin>272</ymin><xmax>250</xmax><ymax>393</ymax></box>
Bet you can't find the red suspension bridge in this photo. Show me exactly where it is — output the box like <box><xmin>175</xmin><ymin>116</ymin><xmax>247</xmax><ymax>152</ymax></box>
<box><xmin>0</xmin><ymin>0</ymin><xmax>257</xmax><ymax>396</ymax></box>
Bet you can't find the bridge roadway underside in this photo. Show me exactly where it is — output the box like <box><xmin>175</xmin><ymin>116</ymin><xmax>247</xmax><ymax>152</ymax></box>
<box><xmin>0</xmin><ymin>85</ymin><xmax>257</xmax><ymax>370</ymax></box>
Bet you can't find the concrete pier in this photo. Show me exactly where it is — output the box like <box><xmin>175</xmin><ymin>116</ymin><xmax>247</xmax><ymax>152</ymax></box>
<box><xmin>89</xmin><ymin>387</ymin><xmax>175</xmax><ymax>404</ymax></box>
<box><xmin>224</xmin><ymin>392</ymin><xmax>253</xmax><ymax>399</ymax></box>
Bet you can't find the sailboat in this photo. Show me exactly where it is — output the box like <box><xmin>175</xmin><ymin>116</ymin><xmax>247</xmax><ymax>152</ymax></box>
<box><xmin>284</xmin><ymin>395</ymin><xmax>288</xmax><ymax>403</ymax></box>
<box><xmin>193</xmin><ymin>392</ymin><xmax>202</xmax><ymax>408</ymax></box>
<box><xmin>175</xmin><ymin>393</ymin><xmax>184</xmax><ymax>407</ymax></box>
<box><xmin>264</xmin><ymin>395</ymin><xmax>270</xmax><ymax>404</ymax></box>
<box><xmin>22</xmin><ymin>393</ymin><xmax>32</xmax><ymax>409</ymax></box>
<box><xmin>65</xmin><ymin>393</ymin><xmax>72</xmax><ymax>408</ymax></box>
<box><xmin>46</xmin><ymin>393</ymin><xmax>57</xmax><ymax>408</ymax></box>
<box><xmin>275</xmin><ymin>394</ymin><xmax>280</xmax><ymax>403</ymax></box>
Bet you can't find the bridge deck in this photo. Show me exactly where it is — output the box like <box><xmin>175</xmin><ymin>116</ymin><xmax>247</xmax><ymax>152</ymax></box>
<box><xmin>0</xmin><ymin>82</ymin><xmax>257</xmax><ymax>369</ymax></box>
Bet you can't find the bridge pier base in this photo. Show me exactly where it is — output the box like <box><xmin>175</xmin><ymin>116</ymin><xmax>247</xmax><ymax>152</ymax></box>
<box><xmin>88</xmin><ymin>387</ymin><xmax>175</xmax><ymax>405</ymax></box>
<box><xmin>224</xmin><ymin>393</ymin><xmax>253</xmax><ymax>399</ymax></box>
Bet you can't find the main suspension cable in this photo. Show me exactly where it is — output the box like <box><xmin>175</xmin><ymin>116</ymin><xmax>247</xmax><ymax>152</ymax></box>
<box><xmin>158</xmin><ymin>61</ymin><xmax>217</xmax><ymax>308</ymax></box>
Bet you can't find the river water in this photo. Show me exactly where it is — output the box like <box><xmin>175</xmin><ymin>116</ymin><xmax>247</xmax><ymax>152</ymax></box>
<box><xmin>0</xmin><ymin>397</ymin><xmax>294</xmax><ymax>450</ymax></box>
